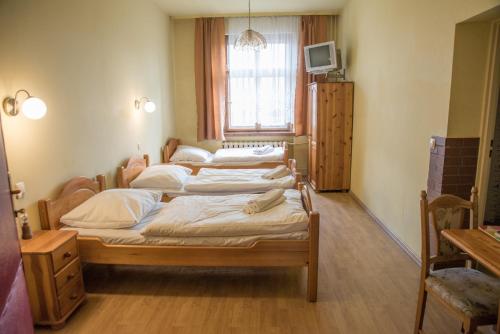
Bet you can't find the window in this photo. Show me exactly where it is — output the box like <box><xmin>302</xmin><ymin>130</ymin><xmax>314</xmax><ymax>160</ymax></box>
<box><xmin>225</xmin><ymin>16</ymin><xmax>299</xmax><ymax>133</ymax></box>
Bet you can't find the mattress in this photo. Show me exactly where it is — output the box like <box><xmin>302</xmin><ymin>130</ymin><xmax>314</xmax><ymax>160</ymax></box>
<box><xmin>212</xmin><ymin>147</ymin><xmax>284</xmax><ymax>163</ymax></box>
<box><xmin>62</xmin><ymin>202</ymin><xmax>309</xmax><ymax>246</ymax></box>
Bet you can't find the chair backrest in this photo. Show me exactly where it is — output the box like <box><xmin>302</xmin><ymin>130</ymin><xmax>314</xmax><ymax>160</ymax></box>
<box><xmin>420</xmin><ymin>188</ymin><xmax>478</xmax><ymax>271</ymax></box>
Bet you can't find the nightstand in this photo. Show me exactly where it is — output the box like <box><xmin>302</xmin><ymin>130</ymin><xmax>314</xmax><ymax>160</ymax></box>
<box><xmin>20</xmin><ymin>230</ymin><xmax>85</xmax><ymax>329</ymax></box>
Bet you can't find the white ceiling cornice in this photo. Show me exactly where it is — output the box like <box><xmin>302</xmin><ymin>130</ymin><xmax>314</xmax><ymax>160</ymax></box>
<box><xmin>153</xmin><ymin>0</ymin><xmax>347</xmax><ymax>18</ymax></box>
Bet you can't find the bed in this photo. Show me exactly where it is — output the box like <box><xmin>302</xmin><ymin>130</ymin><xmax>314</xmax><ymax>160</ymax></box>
<box><xmin>38</xmin><ymin>176</ymin><xmax>319</xmax><ymax>301</ymax></box>
<box><xmin>116</xmin><ymin>154</ymin><xmax>301</xmax><ymax>200</ymax></box>
<box><xmin>162</xmin><ymin>138</ymin><xmax>289</xmax><ymax>173</ymax></box>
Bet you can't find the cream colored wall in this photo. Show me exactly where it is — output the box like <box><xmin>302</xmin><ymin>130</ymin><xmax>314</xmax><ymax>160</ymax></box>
<box><xmin>172</xmin><ymin>19</ymin><xmax>221</xmax><ymax>151</ymax></box>
<box><xmin>338</xmin><ymin>0</ymin><xmax>499</xmax><ymax>256</ymax></box>
<box><xmin>448</xmin><ymin>22</ymin><xmax>493</xmax><ymax>137</ymax></box>
<box><xmin>0</xmin><ymin>0</ymin><xmax>175</xmax><ymax>231</ymax></box>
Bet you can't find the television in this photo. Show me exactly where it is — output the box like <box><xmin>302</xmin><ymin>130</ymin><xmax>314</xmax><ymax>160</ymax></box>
<box><xmin>304</xmin><ymin>41</ymin><xmax>338</xmax><ymax>74</ymax></box>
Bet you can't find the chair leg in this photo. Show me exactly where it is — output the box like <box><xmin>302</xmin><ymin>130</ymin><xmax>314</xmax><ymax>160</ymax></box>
<box><xmin>414</xmin><ymin>285</ymin><xmax>428</xmax><ymax>334</ymax></box>
<box><xmin>462</xmin><ymin>319</ymin><xmax>477</xmax><ymax>334</ymax></box>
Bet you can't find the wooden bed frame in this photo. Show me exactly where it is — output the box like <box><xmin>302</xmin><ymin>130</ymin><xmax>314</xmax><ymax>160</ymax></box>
<box><xmin>117</xmin><ymin>154</ymin><xmax>302</xmax><ymax>200</ymax></box>
<box><xmin>162</xmin><ymin>138</ymin><xmax>289</xmax><ymax>173</ymax></box>
<box><xmin>38</xmin><ymin>176</ymin><xmax>320</xmax><ymax>302</ymax></box>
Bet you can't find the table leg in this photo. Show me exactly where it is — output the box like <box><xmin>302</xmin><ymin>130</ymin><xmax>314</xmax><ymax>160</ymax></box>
<box><xmin>497</xmin><ymin>302</ymin><xmax>500</xmax><ymax>334</ymax></box>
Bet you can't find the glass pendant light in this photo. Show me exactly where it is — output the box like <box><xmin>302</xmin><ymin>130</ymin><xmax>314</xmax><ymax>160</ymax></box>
<box><xmin>234</xmin><ymin>0</ymin><xmax>267</xmax><ymax>51</ymax></box>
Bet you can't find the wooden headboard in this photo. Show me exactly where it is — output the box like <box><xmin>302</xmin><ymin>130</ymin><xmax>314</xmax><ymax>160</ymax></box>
<box><xmin>116</xmin><ymin>154</ymin><xmax>150</xmax><ymax>188</ymax></box>
<box><xmin>162</xmin><ymin>138</ymin><xmax>180</xmax><ymax>163</ymax></box>
<box><xmin>38</xmin><ymin>175</ymin><xmax>106</xmax><ymax>230</ymax></box>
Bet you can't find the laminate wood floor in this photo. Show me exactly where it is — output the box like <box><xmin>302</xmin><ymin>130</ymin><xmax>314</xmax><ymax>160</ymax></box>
<box><xmin>36</xmin><ymin>192</ymin><xmax>472</xmax><ymax>334</ymax></box>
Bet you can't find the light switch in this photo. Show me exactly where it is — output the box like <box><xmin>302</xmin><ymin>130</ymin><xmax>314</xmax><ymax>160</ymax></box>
<box><xmin>429</xmin><ymin>138</ymin><xmax>436</xmax><ymax>150</ymax></box>
<box><xmin>15</xmin><ymin>182</ymin><xmax>25</xmax><ymax>199</ymax></box>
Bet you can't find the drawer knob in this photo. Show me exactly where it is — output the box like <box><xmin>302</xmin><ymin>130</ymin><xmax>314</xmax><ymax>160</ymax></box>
<box><xmin>63</xmin><ymin>252</ymin><xmax>72</xmax><ymax>259</ymax></box>
<box><xmin>69</xmin><ymin>293</ymin><xmax>78</xmax><ymax>300</ymax></box>
<box><xmin>66</xmin><ymin>273</ymin><xmax>75</xmax><ymax>281</ymax></box>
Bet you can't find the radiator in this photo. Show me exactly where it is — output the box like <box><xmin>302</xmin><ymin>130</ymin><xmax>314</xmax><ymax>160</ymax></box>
<box><xmin>221</xmin><ymin>140</ymin><xmax>285</xmax><ymax>149</ymax></box>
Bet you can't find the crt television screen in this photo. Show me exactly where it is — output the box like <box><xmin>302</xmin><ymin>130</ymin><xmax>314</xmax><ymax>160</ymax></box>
<box><xmin>309</xmin><ymin>45</ymin><xmax>331</xmax><ymax>67</ymax></box>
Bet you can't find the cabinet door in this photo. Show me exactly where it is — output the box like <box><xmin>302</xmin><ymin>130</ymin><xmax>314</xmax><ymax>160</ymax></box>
<box><xmin>342</xmin><ymin>83</ymin><xmax>354</xmax><ymax>190</ymax></box>
<box><xmin>317</xmin><ymin>82</ymin><xmax>353</xmax><ymax>191</ymax></box>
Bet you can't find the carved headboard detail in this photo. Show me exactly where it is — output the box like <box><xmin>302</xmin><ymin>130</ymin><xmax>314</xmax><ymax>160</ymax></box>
<box><xmin>38</xmin><ymin>175</ymin><xmax>105</xmax><ymax>230</ymax></box>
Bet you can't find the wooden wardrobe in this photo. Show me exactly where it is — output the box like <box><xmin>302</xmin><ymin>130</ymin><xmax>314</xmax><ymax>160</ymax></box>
<box><xmin>307</xmin><ymin>82</ymin><xmax>354</xmax><ymax>191</ymax></box>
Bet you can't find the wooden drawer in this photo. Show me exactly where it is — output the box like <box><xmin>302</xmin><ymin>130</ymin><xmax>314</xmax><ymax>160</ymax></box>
<box><xmin>52</xmin><ymin>237</ymin><xmax>78</xmax><ymax>273</ymax></box>
<box><xmin>58</xmin><ymin>278</ymin><xmax>84</xmax><ymax>317</ymax></box>
<box><xmin>21</xmin><ymin>230</ymin><xmax>84</xmax><ymax>328</ymax></box>
<box><xmin>54</xmin><ymin>258</ymin><xmax>81</xmax><ymax>295</ymax></box>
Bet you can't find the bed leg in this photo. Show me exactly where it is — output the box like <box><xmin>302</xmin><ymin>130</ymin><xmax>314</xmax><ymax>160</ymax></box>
<box><xmin>307</xmin><ymin>212</ymin><xmax>319</xmax><ymax>302</ymax></box>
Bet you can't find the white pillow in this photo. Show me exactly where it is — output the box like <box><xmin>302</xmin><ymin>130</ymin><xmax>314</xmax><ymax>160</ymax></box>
<box><xmin>129</xmin><ymin>165</ymin><xmax>192</xmax><ymax>190</ymax></box>
<box><xmin>170</xmin><ymin>145</ymin><xmax>212</xmax><ymax>162</ymax></box>
<box><xmin>61</xmin><ymin>189</ymin><xmax>162</xmax><ymax>229</ymax></box>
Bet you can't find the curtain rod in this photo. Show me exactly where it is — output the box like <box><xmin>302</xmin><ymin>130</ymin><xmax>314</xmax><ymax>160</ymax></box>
<box><xmin>171</xmin><ymin>11</ymin><xmax>339</xmax><ymax>20</ymax></box>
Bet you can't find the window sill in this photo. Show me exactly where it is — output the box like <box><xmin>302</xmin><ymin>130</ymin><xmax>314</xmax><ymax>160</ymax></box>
<box><xmin>224</xmin><ymin>131</ymin><xmax>295</xmax><ymax>137</ymax></box>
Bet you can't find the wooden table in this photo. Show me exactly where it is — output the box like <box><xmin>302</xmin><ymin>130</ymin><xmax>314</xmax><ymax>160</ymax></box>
<box><xmin>441</xmin><ymin>229</ymin><xmax>500</xmax><ymax>333</ymax></box>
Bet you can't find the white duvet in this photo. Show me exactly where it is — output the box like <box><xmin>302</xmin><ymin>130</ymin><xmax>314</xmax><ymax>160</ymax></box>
<box><xmin>212</xmin><ymin>147</ymin><xmax>284</xmax><ymax>163</ymax></box>
<box><xmin>183</xmin><ymin>172</ymin><xmax>295</xmax><ymax>193</ymax></box>
<box><xmin>63</xmin><ymin>202</ymin><xmax>309</xmax><ymax>246</ymax></box>
<box><xmin>181</xmin><ymin>168</ymin><xmax>295</xmax><ymax>193</ymax></box>
<box><xmin>142</xmin><ymin>189</ymin><xmax>308</xmax><ymax>238</ymax></box>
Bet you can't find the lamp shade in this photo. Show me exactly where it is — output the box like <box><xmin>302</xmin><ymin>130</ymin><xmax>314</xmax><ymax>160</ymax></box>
<box><xmin>234</xmin><ymin>29</ymin><xmax>267</xmax><ymax>51</ymax></box>
<box><xmin>21</xmin><ymin>97</ymin><xmax>47</xmax><ymax>120</ymax></box>
<box><xmin>143</xmin><ymin>101</ymin><xmax>156</xmax><ymax>113</ymax></box>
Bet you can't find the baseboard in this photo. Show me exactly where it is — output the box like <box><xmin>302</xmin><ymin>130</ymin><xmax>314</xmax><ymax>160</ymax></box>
<box><xmin>349</xmin><ymin>191</ymin><xmax>421</xmax><ymax>266</ymax></box>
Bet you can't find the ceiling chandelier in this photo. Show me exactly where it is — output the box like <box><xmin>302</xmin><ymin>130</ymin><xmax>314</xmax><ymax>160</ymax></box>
<box><xmin>234</xmin><ymin>0</ymin><xmax>267</xmax><ymax>51</ymax></box>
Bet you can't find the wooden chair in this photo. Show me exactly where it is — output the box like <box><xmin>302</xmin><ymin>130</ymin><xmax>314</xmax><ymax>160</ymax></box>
<box><xmin>414</xmin><ymin>188</ymin><xmax>500</xmax><ymax>334</ymax></box>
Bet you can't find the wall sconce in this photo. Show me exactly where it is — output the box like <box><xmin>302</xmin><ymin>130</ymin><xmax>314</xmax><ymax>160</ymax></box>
<box><xmin>2</xmin><ymin>89</ymin><xmax>47</xmax><ymax>120</ymax></box>
<box><xmin>134</xmin><ymin>97</ymin><xmax>156</xmax><ymax>113</ymax></box>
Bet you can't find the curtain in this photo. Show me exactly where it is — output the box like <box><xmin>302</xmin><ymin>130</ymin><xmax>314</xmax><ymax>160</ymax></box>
<box><xmin>195</xmin><ymin>18</ymin><xmax>226</xmax><ymax>141</ymax></box>
<box><xmin>294</xmin><ymin>16</ymin><xmax>332</xmax><ymax>136</ymax></box>
<box><xmin>225</xmin><ymin>17</ymin><xmax>299</xmax><ymax>130</ymax></box>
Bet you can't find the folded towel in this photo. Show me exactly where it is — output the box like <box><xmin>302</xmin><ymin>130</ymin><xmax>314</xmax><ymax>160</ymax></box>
<box><xmin>244</xmin><ymin>196</ymin><xmax>285</xmax><ymax>215</ymax></box>
<box><xmin>243</xmin><ymin>189</ymin><xmax>285</xmax><ymax>215</ymax></box>
<box><xmin>262</xmin><ymin>165</ymin><xmax>291</xmax><ymax>179</ymax></box>
<box><xmin>253</xmin><ymin>145</ymin><xmax>274</xmax><ymax>155</ymax></box>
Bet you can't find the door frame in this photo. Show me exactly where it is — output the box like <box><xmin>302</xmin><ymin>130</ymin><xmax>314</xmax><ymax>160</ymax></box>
<box><xmin>477</xmin><ymin>20</ymin><xmax>500</xmax><ymax>224</ymax></box>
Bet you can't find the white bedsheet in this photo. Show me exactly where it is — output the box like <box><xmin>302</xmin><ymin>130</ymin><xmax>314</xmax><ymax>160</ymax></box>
<box><xmin>142</xmin><ymin>190</ymin><xmax>308</xmax><ymax>238</ymax></box>
<box><xmin>212</xmin><ymin>147</ymin><xmax>284</xmax><ymax>163</ymax></box>
<box><xmin>183</xmin><ymin>173</ymin><xmax>295</xmax><ymax>193</ymax></box>
<box><xmin>62</xmin><ymin>202</ymin><xmax>309</xmax><ymax>246</ymax></box>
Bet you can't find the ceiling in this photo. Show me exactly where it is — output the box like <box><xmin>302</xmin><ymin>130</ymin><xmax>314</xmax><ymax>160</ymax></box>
<box><xmin>154</xmin><ymin>0</ymin><xmax>347</xmax><ymax>18</ymax></box>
